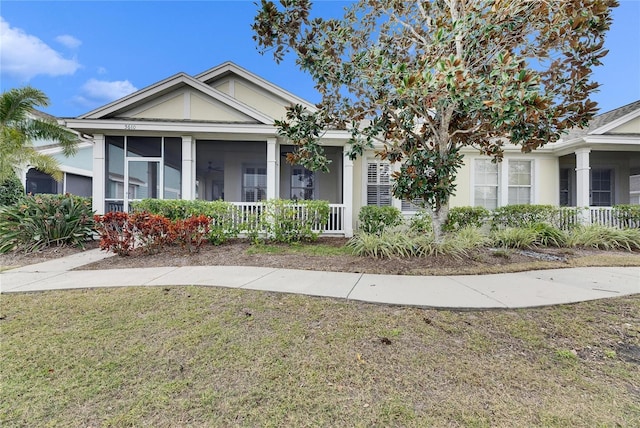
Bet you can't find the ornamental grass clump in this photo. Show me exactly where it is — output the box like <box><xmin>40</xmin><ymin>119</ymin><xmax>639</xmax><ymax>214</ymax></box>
<box><xmin>0</xmin><ymin>194</ymin><xmax>94</xmax><ymax>253</ymax></box>
<box><xmin>568</xmin><ymin>225</ymin><xmax>640</xmax><ymax>251</ymax></box>
<box><xmin>491</xmin><ymin>227</ymin><xmax>538</xmax><ymax>249</ymax></box>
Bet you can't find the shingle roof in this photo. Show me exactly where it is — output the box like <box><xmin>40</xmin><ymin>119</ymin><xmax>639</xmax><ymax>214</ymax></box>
<box><xmin>565</xmin><ymin>99</ymin><xmax>640</xmax><ymax>140</ymax></box>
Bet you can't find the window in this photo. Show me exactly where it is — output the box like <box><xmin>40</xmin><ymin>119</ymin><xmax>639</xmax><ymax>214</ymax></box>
<box><xmin>474</xmin><ymin>159</ymin><xmax>499</xmax><ymax>209</ymax></box>
<box><xmin>559</xmin><ymin>168</ymin><xmax>571</xmax><ymax>206</ymax></box>
<box><xmin>291</xmin><ymin>167</ymin><xmax>314</xmax><ymax>200</ymax></box>
<box><xmin>367</xmin><ymin>161</ymin><xmax>391</xmax><ymax>206</ymax></box>
<box><xmin>591</xmin><ymin>169</ymin><xmax>612</xmax><ymax>206</ymax></box>
<box><xmin>508</xmin><ymin>160</ymin><xmax>532</xmax><ymax>205</ymax></box>
<box><xmin>243</xmin><ymin>166</ymin><xmax>266</xmax><ymax>202</ymax></box>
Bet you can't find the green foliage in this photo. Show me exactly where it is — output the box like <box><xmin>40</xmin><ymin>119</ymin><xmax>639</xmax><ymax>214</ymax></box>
<box><xmin>568</xmin><ymin>226</ymin><xmax>640</xmax><ymax>251</ymax></box>
<box><xmin>491</xmin><ymin>227</ymin><xmax>538</xmax><ymax>249</ymax></box>
<box><xmin>131</xmin><ymin>199</ymin><xmax>240</xmax><ymax>244</ymax></box>
<box><xmin>263</xmin><ymin>199</ymin><xmax>330</xmax><ymax>243</ymax></box>
<box><xmin>0</xmin><ymin>194</ymin><xmax>94</xmax><ymax>253</ymax></box>
<box><xmin>392</xmin><ymin>147</ymin><xmax>464</xmax><ymax>212</ymax></box>
<box><xmin>1</xmin><ymin>87</ymin><xmax>79</xmax><ymax>182</ymax></box>
<box><xmin>253</xmin><ymin>0</ymin><xmax>616</xmax><ymax>240</ymax></box>
<box><xmin>358</xmin><ymin>205</ymin><xmax>402</xmax><ymax>235</ymax></box>
<box><xmin>612</xmin><ymin>205</ymin><xmax>640</xmax><ymax>228</ymax></box>
<box><xmin>0</xmin><ymin>175</ymin><xmax>24</xmax><ymax>206</ymax></box>
<box><xmin>491</xmin><ymin>205</ymin><xmax>557</xmax><ymax>230</ymax></box>
<box><xmin>530</xmin><ymin>223</ymin><xmax>567</xmax><ymax>247</ymax></box>
<box><xmin>347</xmin><ymin>229</ymin><xmax>415</xmax><ymax>258</ymax></box>
<box><xmin>443</xmin><ymin>206</ymin><xmax>490</xmax><ymax>232</ymax></box>
<box><xmin>347</xmin><ymin>225</ymin><xmax>487</xmax><ymax>259</ymax></box>
<box><xmin>409</xmin><ymin>209</ymin><xmax>433</xmax><ymax>233</ymax></box>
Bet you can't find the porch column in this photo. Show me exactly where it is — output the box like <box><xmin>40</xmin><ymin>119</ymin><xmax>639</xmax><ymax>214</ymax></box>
<box><xmin>266</xmin><ymin>138</ymin><xmax>278</xmax><ymax>200</ymax></box>
<box><xmin>343</xmin><ymin>147</ymin><xmax>354</xmax><ymax>237</ymax></box>
<box><xmin>575</xmin><ymin>148</ymin><xmax>591</xmax><ymax>207</ymax></box>
<box><xmin>92</xmin><ymin>134</ymin><xmax>105</xmax><ymax>214</ymax></box>
<box><xmin>181</xmin><ymin>136</ymin><xmax>195</xmax><ymax>200</ymax></box>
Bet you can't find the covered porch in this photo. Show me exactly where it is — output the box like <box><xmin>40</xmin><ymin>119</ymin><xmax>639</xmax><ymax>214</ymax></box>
<box><xmin>93</xmin><ymin>134</ymin><xmax>353</xmax><ymax>236</ymax></box>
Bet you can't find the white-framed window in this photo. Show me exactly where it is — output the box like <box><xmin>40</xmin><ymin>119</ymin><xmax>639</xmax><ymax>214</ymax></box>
<box><xmin>291</xmin><ymin>167</ymin><xmax>315</xmax><ymax>200</ymax></box>
<box><xmin>474</xmin><ymin>159</ymin><xmax>499</xmax><ymax>209</ymax></box>
<box><xmin>243</xmin><ymin>166</ymin><xmax>267</xmax><ymax>202</ymax></box>
<box><xmin>366</xmin><ymin>160</ymin><xmax>391</xmax><ymax>206</ymax></box>
<box><xmin>508</xmin><ymin>160</ymin><xmax>532</xmax><ymax>205</ymax></box>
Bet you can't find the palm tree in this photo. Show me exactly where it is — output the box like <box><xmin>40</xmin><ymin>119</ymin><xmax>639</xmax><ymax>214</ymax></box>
<box><xmin>0</xmin><ymin>86</ymin><xmax>79</xmax><ymax>182</ymax></box>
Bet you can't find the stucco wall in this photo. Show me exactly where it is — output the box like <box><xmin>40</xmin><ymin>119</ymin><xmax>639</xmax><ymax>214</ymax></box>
<box><xmin>130</xmin><ymin>94</ymin><xmax>184</xmax><ymax>119</ymax></box>
<box><xmin>234</xmin><ymin>80</ymin><xmax>288</xmax><ymax>120</ymax></box>
<box><xmin>609</xmin><ymin>116</ymin><xmax>640</xmax><ymax>134</ymax></box>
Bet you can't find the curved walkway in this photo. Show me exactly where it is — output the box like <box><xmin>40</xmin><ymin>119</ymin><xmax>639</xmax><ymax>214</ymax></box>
<box><xmin>1</xmin><ymin>249</ymin><xmax>638</xmax><ymax>309</ymax></box>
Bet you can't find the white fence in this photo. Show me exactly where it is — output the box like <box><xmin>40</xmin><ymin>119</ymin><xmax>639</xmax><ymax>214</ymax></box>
<box><xmin>557</xmin><ymin>207</ymin><xmax>639</xmax><ymax>229</ymax></box>
<box><xmin>229</xmin><ymin>202</ymin><xmax>345</xmax><ymax>234</ymax></box>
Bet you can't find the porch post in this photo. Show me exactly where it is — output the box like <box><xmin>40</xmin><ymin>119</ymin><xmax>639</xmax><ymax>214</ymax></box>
<box><xmin>575</xmin><ymin>147</ymin><xmax>591</xmax><ymax>225</ymax></box>
<box><xmin>181</xmin><ymin>136</ymin><xmax>195</xmax><ymax>200</ymax></box>
<box><xmin>266</xmin><ymin>138</ymin><xmax>278</xmax><ymax>200</ymax></box>
<box><xmin>343</xmin><ymin>147</ymin><xmax>354</xmax><ymax>237</ymax></box>
<box><xmin>92</xmin><ymin>134</ymin><xmax>105</xmax><ymax>214</ymax></box>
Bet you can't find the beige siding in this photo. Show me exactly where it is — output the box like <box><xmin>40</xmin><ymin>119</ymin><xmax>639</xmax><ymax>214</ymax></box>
<box><xmin>190</xmin><ymin>92</ymin><xmax>254</xmax><ymax>122</ymax></box>
<box><xmin>536</xmin><ymin>157</ymin><xmax>559</xmax><ymax>205</ymax></box>
<box><xmin>214</xmin><ymin>81</ymin><xmax>230</xmax><ymax>95</ymax></box>
<box><xmin>129</xmin><ymin>93</ymin><xmax>184</xmax><ymax>119</ymax></box>
<box><xmin>608</xmin><ymin>116</ymin><xmax>640</xmax><ymax>134</ymax></box>
<box><xmin>450</xmin><ymin>156</ymin><xmax>471</xmax><ymax>207</ymax></box>
<box><xmin>234</xmin><ymin>80</ymin><xmax>288</xmax><ymax>120</ymax></box>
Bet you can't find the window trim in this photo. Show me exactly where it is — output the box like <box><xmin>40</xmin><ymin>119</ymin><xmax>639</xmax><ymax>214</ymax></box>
<box><xmin>364</xmin><ymin>159</ymin><xmax>392</xmax><ymax>207</ymax></box>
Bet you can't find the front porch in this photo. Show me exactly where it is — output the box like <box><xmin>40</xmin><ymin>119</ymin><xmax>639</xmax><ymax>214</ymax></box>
<box><xmin>95</xmin><ymin>135</ymin><xmax>353</xmax><ymax>236</ymax></box>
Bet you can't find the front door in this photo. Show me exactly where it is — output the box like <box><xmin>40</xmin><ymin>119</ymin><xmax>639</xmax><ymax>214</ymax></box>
<box><xmin>125</xmin><ymin>159</ymin><xmax>161</xmax><ymax>211</ymax></box>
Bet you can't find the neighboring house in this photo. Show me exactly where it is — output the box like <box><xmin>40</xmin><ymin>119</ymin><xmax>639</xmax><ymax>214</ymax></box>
<box><xmin>20</xmin><ymin>110</ymin><xmax>93</xmax><ymax>197</ymax></box>
<box><xmin>61</xmin><ymin>62</ymin><xmax>640</xmax><ymax>236</ymax></box>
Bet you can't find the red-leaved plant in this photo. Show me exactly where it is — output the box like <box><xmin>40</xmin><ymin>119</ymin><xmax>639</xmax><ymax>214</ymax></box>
<box><xmin>94</xmin><ymin>212</ymin><xmax>135</xmax><ymax>256</ymax></box>
<box><xmin>172</xmin><ymin>215</ymin><xmax>211</xmax><ymax>253</ymax></box>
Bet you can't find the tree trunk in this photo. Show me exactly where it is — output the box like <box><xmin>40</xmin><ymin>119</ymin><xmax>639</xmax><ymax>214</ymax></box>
<box><xmin>431</xmin><ymin>203</ymin><xmax>449</xmax><ymax>243</ymax></box>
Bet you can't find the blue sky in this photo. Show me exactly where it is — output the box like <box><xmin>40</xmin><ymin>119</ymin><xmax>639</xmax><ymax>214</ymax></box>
<box><xmin>1</xmin><ymin>0</ymin><xmax>638</xmax><ymax>118</ymax></box>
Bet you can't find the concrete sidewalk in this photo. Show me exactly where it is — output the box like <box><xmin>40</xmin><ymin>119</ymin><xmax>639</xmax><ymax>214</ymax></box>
<box><xmin>1</xmin><ymin>248</ymin><xmax>638</xmax><ymax>309</ymax></box>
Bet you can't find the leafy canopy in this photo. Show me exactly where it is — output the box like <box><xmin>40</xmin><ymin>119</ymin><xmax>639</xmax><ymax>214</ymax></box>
<box><xmin>253</xmin><ymin>0</ymin><xmax>617</xmax><ymax>214</ymax></box>
<box><xmin>0</xmin><ymin>86</ymin><xmax>79</xmax><ymax>182</ymax></box>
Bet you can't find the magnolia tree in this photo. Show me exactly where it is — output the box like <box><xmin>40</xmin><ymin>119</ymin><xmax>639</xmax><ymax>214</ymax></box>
<box><xmin>253</xmin><ymin>0</ymin><xmax>617</xmax><ymax>239</ymax></box>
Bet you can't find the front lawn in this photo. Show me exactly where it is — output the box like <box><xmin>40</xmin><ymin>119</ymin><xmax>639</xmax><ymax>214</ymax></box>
<box><xmin>2</xmin><ymin>287</ymin><xmax>638</xmax><ymax>427</ymax></box>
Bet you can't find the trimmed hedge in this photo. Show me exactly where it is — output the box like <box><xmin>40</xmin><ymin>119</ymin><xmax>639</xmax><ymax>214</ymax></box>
<box><xmin>443</xmin><ymin>206</ymin><xmax>490</xmax><ymax>232</ymax></box>
<box><xmin>358</xmin><ymin>205</ymin><xmax>402</xmax><ymax>235</ymax></box>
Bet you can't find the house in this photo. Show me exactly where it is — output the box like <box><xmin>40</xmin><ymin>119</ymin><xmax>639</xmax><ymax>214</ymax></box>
<box><xmin>61</xmin><ymin>62</ymin><xmax>640</xmax><ymax>236</ymax></box>
<box><xmin>18</xmin><ymin>110</ymin><xmax>93</xmax><ymax>197</ymax></box>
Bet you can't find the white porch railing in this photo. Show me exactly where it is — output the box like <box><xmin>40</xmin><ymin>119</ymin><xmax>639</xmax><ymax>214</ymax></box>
<box><xmin>229</xmin><ymin>202</ymin><xmax>346</xmax><ymax>235</ymax></box>
<box><xmin>557</xmin><ymin>207</ymin><xmax>639</xmax><ymax>229</ymax></box>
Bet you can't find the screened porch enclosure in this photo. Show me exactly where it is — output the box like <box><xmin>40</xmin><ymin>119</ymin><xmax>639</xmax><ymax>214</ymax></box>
<box><xmin>195</xmin><ymin>141</ymin><xmax>344</xmax><ymax>204</ymax></box>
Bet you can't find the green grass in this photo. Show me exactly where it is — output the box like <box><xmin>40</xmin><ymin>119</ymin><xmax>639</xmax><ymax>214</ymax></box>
<box><xmin>2</xmin><ymin>287</ymin><xmax>639</xmax><ymax>427</ymax></box>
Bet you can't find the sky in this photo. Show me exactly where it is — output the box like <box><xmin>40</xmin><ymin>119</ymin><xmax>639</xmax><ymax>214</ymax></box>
<box><xmin>1</xmin><ymin>0</ymin><xmax>639</xmax><ymax>118</ymax></box>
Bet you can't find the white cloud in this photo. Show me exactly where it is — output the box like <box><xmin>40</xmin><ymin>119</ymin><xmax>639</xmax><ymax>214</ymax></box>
<box><xmin>81</xmin><ymin>78</ymin><xmax>137</xmax><ymax>102</ymax></box>
<box><xmin>0</xmin><ymin>17</ymin><xmax>81</xmax><ymax>80</ymax></box>
<box><xmin>55</xmin><ymin>34</ymin><xmax>82</xmax><ymax>49</ymax></box>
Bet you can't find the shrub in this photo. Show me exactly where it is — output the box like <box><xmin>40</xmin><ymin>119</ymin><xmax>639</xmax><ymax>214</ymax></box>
<box><xmin>491</xmin><ymin>227</ymin><xmax>538</xmax><ymax>249</ymax></box>
<box><xmin>0</xmin><ymin>175</ymin><xmax>25</xmax><ymax>206</ymax></box>
<box><xmin>443</xmin><ymin>206</ymin><xmax>490</xmax><ymax>232</ymax></box>
<box><xmin>263</xmin><ymin>199</ymin><xmax>329</xmax><ymax>243</ymax></box>
<box><xmin>172</xmin><ymin>215</ymin><xmax>211</xmax><ymax>252</ymax></box>
<box><xmin>0</xmin><ymin>194</ymin><xmax>94</xmax><ymax>253</ymax></box>
<box><xmin>612</xmin><ymin>205</ymin><xmax>640</xmax><ymax>228</ymax></box>
<box><xmin>94</xmin><ymin>211</ymin><xmax>136</xmax><ymax>256</ymax></box>
<box><xmin>130</xmin><ymin>212</ymin><xmax>173</xmax><ymax>254</ymax></box>
<box><xmin>568</xmin><ymin>225</ymin><xmax>640</xmax><ymax>251</ymax></box>
<box><xmin>347</xmin><ymin>229</ymin><xmax>415</xmax><ymax>258</ymax></box>
<box><xmin>530</xmin><ymin>223</ymin><xmax>567</xmax><ymax>247</ymax></box>
<box><xmin>491</xmin><ymin>204</ymin><xmax>557</xmax><ymax>230</ymax></box>
<box><xmin>358</xmin><ymin>205</ymin><xmax>402</xmax><ymax>235</ymax></box>
<box><xmin>409</xmin><ymin>209</ymin><xmax>433</xmax><ymax>234</ymax></box>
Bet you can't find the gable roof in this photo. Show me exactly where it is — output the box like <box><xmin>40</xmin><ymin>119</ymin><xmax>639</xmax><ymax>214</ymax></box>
<box><xmin>564</xmin><ymin>99</ymin><xmax>640</xmax><ymax>140</ymax></box>
<box><xmin>77</xmin><ymin>71</ymin><xmax>275</xmax><ymax>124</ymax></box>
<box><xmin>195</xmin><ymin>61</ymin><xmax>317</xmax><ymax>112</ymax></box>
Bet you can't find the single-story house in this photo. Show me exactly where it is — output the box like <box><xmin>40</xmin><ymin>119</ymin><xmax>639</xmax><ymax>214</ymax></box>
<box><xmin>60</xmin><ymin>62</ymin><xmax>640</xmax><ymax>236</ymax></box>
